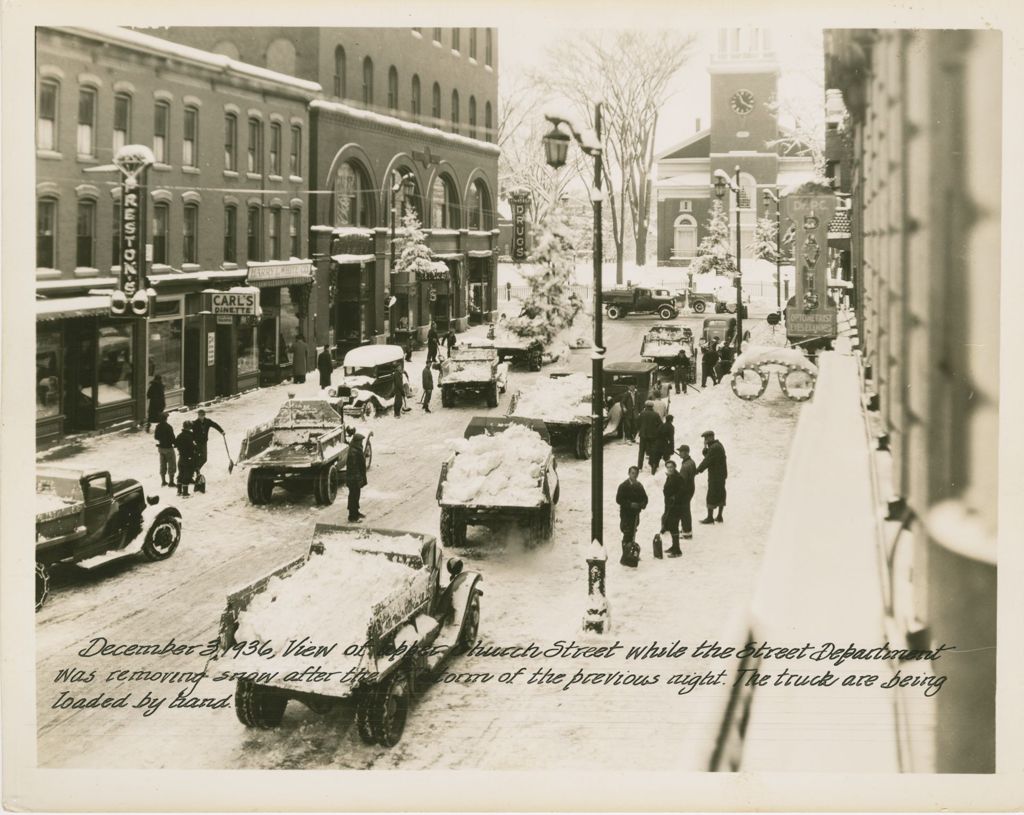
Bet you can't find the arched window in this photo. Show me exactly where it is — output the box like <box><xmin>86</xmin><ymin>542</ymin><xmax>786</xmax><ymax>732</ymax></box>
<box><xmin>152</xmin><ymin>202</ymin><xmax>169</xmax><ymax>264</ymax></box>
<box><xmin>390</xmin><ymin>168</ymin><xmax>421</xmax><ymax>224</ymax></box>
<box><xmin>224</xmin><ymin>205</ymin><xmax>237</xmax><ymax>263</ymax></box>
<box><xmin>468</xmin><ymin>96</ymin><xmax>477</xmax><ymax>139</ymax></box>
<box><xmin>387</xmin><ymin>66</ymin><xmax>398</xmax><ymax>110</ymax></box>
<box><xmin>431</xmin><ymin>82</ymin><xmax>442</xmax><ymax>121</ymax></box>
<box><xmin>224</xmin><ymin>113</ymin><xmax>238</xmax><ymax>171</ymax></box>
<box><xmin>38</xmin><ymin>79</ymin><xmax>59</xmax><ymax>152</ymax></box>
<box><xmin>334</xmin><ymin>161</ymin><xmax>373</xmax><ymax>228</ymax></box>
<box><xmin>469</xmin><ymin>28</ymin><xmax>478</xmax><ymax>60</ymax></box>
<box><xmin>452</xmin><ymin>29</ymin><xmax>461</xmax><ymax>51</ymax></box>
<box><xmin>37</xmin><ymin>198</ymin><xmax>58</xmax><ymax>268</ymax></box>
<box><xmin>247</xmin><ymin>205</ymin><xmax>262</xmax><ymax>261</ymax></box>
<box><xmin>672</xmin><ymin>213</ymin><xmax>697</xmax><ymax>261</ymax></box>
<box><xmin>466</xmin><ymin>180</ymin><xmax>493</xmax><ymax>230</ymax></box>
<box><xmin>362</xmin><ymin>57</ymin><xmax>374</xmax><ymax>106</ymax></box>
<box><xmin>113</xmin><ymin>92</ymin><xmax>131</xmax><ymax>152</ymax></box>
<box><xmin>484</xmin><ymin>101</ymin><xmax>493</xmax><ymax>142</ymax></box>
<box><xmin>451</xmin><ymin>90</ymin><xmax>460</xmax><ymax>134</ymax></box>
<box><xmin>430</xmin><ymin>175</ymin><xmax>459</xmax><ymax>229</ymax></box>
<box><xmin>212</xmin><ymin>40</ymin><xmax>240</xmax><ymax>59</ymax></box>
<box><xmin>76</xmin><ymin>199</ymin><xmax>96</xmax><ymax>268</ymax></box>
<box><xmin>334</xmin><ymin>46</ymin><xmax>346</xmax><ymax>97</ymax></box>
<box><xmin>266</xmin><ymin>38</ymin><xmax>297</xmax><ymax>75</ymax></box>
<box><xmin>411</xmin><ymin>74</ymin><xmax>421</xmax><ymax>120</ymax></box>
<box><xmin>485</xmin><ymin>29</ymin><xmax>493</xmax><ymax>66</ymax></box>
<box><xmin>183</xmin><ymin>203</ymin><xmax>199</xmax><ymax>264</ymax></box>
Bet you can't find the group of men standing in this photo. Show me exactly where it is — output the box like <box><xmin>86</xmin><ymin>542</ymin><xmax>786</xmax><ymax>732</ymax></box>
<box><xmin>151</xmin><ymin>407</ymin><xmax>225</xmax><ymax>497</ymax></box>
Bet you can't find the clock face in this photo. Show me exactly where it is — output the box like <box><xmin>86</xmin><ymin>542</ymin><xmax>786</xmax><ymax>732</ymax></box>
<box><xmin>730</xmin><ymin>89</ymin><xmax>756</xmax><ymax>115</ymax></box>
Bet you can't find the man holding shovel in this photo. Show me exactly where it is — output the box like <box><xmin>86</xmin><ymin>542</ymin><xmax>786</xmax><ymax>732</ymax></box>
<box><xmin>192</xmin><ymin>409</ymin><xmax>229</xmax><ymax>490</ymax></box>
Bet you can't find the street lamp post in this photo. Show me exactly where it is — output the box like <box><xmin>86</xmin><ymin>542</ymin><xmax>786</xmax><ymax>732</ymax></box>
<box><xmin>763</xmin><ymin>188</ymin><xmax>782</xmax><ymax>313</ymax></box>
<box><xmin>714</xmin><ymin>167</ymin><xmax>744</xmax><ymax>354</ymax></box>
<box><xmin>543</xmin><ymin>104</ymin><xmax>607</xmax><ymax>634</ymax></box>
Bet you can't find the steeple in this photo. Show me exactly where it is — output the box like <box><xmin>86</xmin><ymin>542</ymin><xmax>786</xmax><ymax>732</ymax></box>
<box><xmin>709</xmin><ymin>27</ymin><xmax>779</xmax><ymax>74</ymax></box>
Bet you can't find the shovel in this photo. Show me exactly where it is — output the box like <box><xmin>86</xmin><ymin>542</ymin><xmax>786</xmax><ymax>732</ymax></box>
<box><xmin>221</xmin><ymin>433</ymin><xmax>235</xmax><ymax>474</ymax></box>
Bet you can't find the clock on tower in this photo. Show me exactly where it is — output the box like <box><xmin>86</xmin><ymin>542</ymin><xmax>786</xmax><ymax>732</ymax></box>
<box><xmin>709</xmin><ymin>28</ymin><xmax>780</xmax><ymax>154</ymax></box>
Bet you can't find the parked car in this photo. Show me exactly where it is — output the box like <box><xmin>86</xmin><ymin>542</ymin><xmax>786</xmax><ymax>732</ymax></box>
<box><xmin>604</xmin><ymin>287</ymin><xmax>679</xmax><ymax>320</ymax></box>
<box><xmin>329</xmin><ymin>344</ymin><xmax>406</xmax><ymax>417</ymax></box>
<box><xmin>603</xmin><ymin>361</ymin><xmax>665</xmax><ymax>407</ymax></box>
<box><xmin>35</xmin><ymin>467</ymin><xmax>182</xmax><ymax>611</ymax></box>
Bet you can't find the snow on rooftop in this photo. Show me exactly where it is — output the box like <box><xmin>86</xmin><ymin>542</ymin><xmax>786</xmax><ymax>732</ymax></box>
<box><xmin>311</xmin><ymin>99</ymin><xmax>500</xmax><ymax>155</ymax></box>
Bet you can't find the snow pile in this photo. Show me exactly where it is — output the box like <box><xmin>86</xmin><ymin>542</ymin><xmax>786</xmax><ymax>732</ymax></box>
<box><xmin>442</xmin><ymin>424</ymin><xmax>550</xmax><ymax>507</ymax></box>
<box><xmin>511</xmin><ymin>374</ymin><xmax>592</xmax><ymax>424</ymax></box>
<box><xmin>36</xmin><ymin>493</ymin><xmax>78</xmax><ymax>516</ymax></box>
<box><xmin>442</xmin><ymin>360</ymin><xmax>494</xmax><ymax>384</ymax></box>
<box><xmin>643</xmin><ymin>340</ymin><xmax>686</xmax><ymax>358</ymax></box>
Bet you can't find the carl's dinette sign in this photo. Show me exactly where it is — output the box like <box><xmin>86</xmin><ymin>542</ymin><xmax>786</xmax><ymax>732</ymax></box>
<box><xmin>207</xmin><ymin>290</ymin><xmax>258</xmax><ymax>316</ymax></box>
<box><xmin>508</xmin><ymin>190</ymin><xmax>531</xmax><ymax>262</ymax></box>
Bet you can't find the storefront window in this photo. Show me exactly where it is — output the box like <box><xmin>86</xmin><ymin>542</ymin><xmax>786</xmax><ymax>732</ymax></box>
<box><xmin>237</xmin><ymin>323</ymin><xmax>258</xmax><ymax>375</ymax></box>
<box><xmin>148</xmin><ymin>298</ymin><xmax>184</xmax><ymax>392</ymax></box>
<box><xmin>37</xmin><ymin>328</ymin><xmax>62</xmax><ymax>420</ymax></box>
<box><xmin>279</xmin><ymin>287</ymin><xmax>299</xmax><ymax>363</ymax></box>
<box><xmin>96</xmin><ymin>322</ymin><xmax>133</xmax><ymax>404</ymax></box>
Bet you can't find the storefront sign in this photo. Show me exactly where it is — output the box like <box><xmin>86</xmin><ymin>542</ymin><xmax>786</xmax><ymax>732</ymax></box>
<box><xmin>509</xmin><ymin>191</ymin><xmax>531</xmax><ymax>262</ymax></box>
<box><xmin>209</xmin><ymin>290</ymin><xmax>258</xmax><ymax>315</ymax></box>
<box><xmin>207</xmin><ymin>332</ymin><xmax>216</xmax><ymax>366</ymax></box>
<box><xmin>247</xmin><ymin>261</ymin><xmax>314</xmax><ymax>286</ymax></box>
<box><xmin>782</xmin><ymin>187</ymin><xmax>837</xmax><ymax>340</ymax></box>
<box><xmin>113</xmin><ymin>170</ymin><xmax>150</xmax><ymax>317</ymax></box>
<box><xmin>217</xmin><ymin>315</ymin><xmax>234</xmax><ymax>325</ymax></box>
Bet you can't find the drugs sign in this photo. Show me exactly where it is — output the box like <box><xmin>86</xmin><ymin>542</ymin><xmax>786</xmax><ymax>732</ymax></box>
<box><xmin>509</xmin><ymin>190</ymin><xmax>531</xmax><ymax>262</ymax></box>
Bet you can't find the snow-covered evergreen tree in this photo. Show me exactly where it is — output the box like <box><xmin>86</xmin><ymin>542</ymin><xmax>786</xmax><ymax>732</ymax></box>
<box><xmin>750</xmin><ymin>215</ymin><xmax>779</xmax><ymax>263</ymax></box>
<box><xmin>688</xmin><ymin>200</ymin><xmax>737</xmax><ymax>278</ymax></box>
<box><xmin>393</xmin><ymin>206</ymin><xmax>447</xmax><ymax>278</ymax></box>
<box><xmin>505</xmin><ymin>207</ymin><xmax>584</xmax><ymax>346</ymax></box>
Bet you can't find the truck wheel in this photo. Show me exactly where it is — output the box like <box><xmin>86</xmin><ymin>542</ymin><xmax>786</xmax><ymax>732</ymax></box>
<box><xmin>235</xmin><ymin>680</ymin><xmax>287</xmax><ymax>728</ymax></box>
<box><xmin>142</xmin><ymin>513</ymin><xmax>181</xmax><ymax>561</ymax></box>
<box><xmin>486</xmin><ymin>381</ymin><xmax>499</xmax><ymax>408</ymax></box>
<box><xmin>440</xmin><ymin>507</ymin><xmax>455</xmax><ymax>548</ymax></box>
<box><xmin>361</xmin><ymin>401</ymin><xmax>374</xmax><ymax>419</ymax></box>
<box><xmin>247</xmin><ymin>470</ymin><xmax>270</xmax><ymax>505</ymax></box>
<box><xmin>607</xmin><ymin>305</ymin><xmax>623</xmax><ymax>320</ymax></box>
<box><xmin>527</xmin><ymin>349</ymin><xmax>542</xmax><ymax>372</ymax></box>
<box><xmin>692</xmin><ymin>300</ymin><xmax>706</xmax><ymax>314</ymax></box>
<box><xmin>658</xmin><ymin>305</ymin><xmax>676</xmax><ymax>320</ymax></box>
<box><xmin>371</xmin><ymin>671</ymin><xmax>410</xmax><ymax>747</ymax></box>
<box><xmin>363</xmin><ymin>439</ymin><xmax>373</xmax><ymax>471</ymax></box>
<box><xmin>454</xmin><ymin>514</ymin><xmax>468</xmax><ymax>547</ymax></box>
<box><xmin>35</xmin><ymin>563</ymin><xmax>50</xmax><ymax>612</ymax></box>
<box><xmin>574</xmin><ymin>426</ymin><xmax>593</xmax><ymax>460</ymax></box>
<box><xmin>355</xmin><ymin>689</ymin><xmax>378</xmax><ymax>744</ymax></box>
<box><xmin>457</xmin><ymin>590</ymin><xmax>481</xmax><ymax>653</ymax></box>
<box><xmin>441</xmin><ymin>385</ymin><xmax>454</xmax><ymax>408</ymax></box>
<box><xmin>315</xmin><ymin>464</ymin><xmax>339</xmax><ymax>506</ymax></box>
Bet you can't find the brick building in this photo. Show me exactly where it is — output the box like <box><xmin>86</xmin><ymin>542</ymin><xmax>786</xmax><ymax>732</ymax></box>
<box><xmin>35</xmin><ymin>26</ymin><xmax>319</xmax><ymax>443</ymax></box>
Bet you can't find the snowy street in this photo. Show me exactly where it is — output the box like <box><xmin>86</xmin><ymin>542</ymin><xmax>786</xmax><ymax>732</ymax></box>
<box><xmin>36</xmin><ymin>313</ymin><xmax>801</xmax><ymax>769</ymax></box>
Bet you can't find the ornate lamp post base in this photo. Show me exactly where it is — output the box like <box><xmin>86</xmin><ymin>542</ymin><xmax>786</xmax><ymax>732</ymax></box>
<box><xmin>583</xmin><ymin>539</ymin><xmax>610</xmax><ymax>634</ymax></box>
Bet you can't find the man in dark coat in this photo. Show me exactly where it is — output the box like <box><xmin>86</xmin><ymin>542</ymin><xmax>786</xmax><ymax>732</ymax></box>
<box><xmin>673</xmin><ymin>349</ymin><xmax>690</xmax><ymax>394</ymax></box>
<box><xmin>701</xmin><ymin>340</ymin><xmax>720</xmax><ymax>387</ymax></box>
<box><xmin>620</xmin><ymin>385</ymin><xmax>637</xmax><ymax>442</ymax></box>
<box><xmin>192</xmin><ymin>409</ymin><xmax>224</xmax><ymax>478</ymax></box>
<box><xmin>154</xmin><ymin>412</ymin><xmax>176</xmax><ymax>488</ymax></box>
<box><xmin>317</xmin><ymin>346</ymin><xmax>333</xmax><ymax>389</ymax></box>
<box><xmin>696</xmin><ymin>430</ymin><xmax>728</xmax><ymax>523</ymax></box>
<box><xmin>660</xmin><ymin>459</ymin><xmax>686</xmax><ymax>557</ymax></box>
<box><xmin>676</xmin><ymin>444</ymin><xmax>698</xmax><ymax>540</ymax></box>
<box><xmin>146</xmin><ymin>374</ymin><xmax>165</xmax><ymax>432</ymax></box>
<box><xmin>658</xmin><ymin>414</ymin><xmax>676</xmax><ymax>465</ymax></box>
<box><xmin>421</xmin><ymin>363</ymin><xmax>434</xmax><ymax>412</ymax></box>
<box><xmin>345</xmin><ymin>431</ymin><xmax>368</xmax><ymax>522</ymax></box>
<box><xmin>174</xmin><ymin>421</ymin><xmax>196</xmax><ymax>497</ymax></box>
<box><xmin>615</xmin><ymin>466</ymin><xmax>648</xmax><ymax>567</ymax></box>
<box><xmin>636</xmin><ymin>401</ymin><xmax>663</xmax><ymax>474</ymax></box>
<box><xmin>392</xmin><ymin>367</ymin><xmax>405</xmax><ymax>417</ymax></box>
<box><xmin>426</xmin><ymin>323</ymin><xmax>439</xmax><ymax>364</ymax></box>
<box><xmin>292</xmin><ymin>334</ymin><xmax>309</xmax><ymax>384</ymax></box>
<box><xmin>444</xmin><ymin>328</ymin><xmax>457</xmax><ymax>359</ymax></box>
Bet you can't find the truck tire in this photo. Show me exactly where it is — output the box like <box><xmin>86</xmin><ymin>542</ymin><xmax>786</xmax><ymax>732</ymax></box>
<box><xmin>235</xmin><ymin>680</ymin><xmax>287</xmax><ymax>728</ymax></box>
<box><xmin>247</xmin><ymin>470</ymin><xmax>272</xmax><ymax>505</ymax></box>
<box><xmin>692</xmin><ymin>299</ymin><xmax>706</xmax><ymax>314</ymax></box>
<box><xmin>141</xmin><ymin>513</ymin><xmax>181</xmax><ymax>561</ymax></box>
<box><xmin>441</xmin><ymin>385</ymin><xmax>454</xmax><ymax>408</ymax></box>
<box><xmin>371</xmin><ymin>671</ymin><xmax>410</xmax><ymax>747</ymax></box>
<box><xmin>486</xmin><ymin>381</ymin><xmax>499</xmax><ymax>408</ymax></box>
<box><xmin>527</xmin><ymin>347</ymin><xmax>542</xmax><ymax>372</ymax></box>
<box><xmin>457</xmin><ymin>589</ymin><xmax>481</xmax><ymax>653</ymax></box>
<box><xmin>355</xmin><ymin>689</ymin><xmax>378</xmax><ymax>744</ymax></box>
<box><xmin>658</xmin><ymin>305</ymin><xmax>676</xmax><ymax>320</ymax></box>
<box><xmin>363</xmin><ymin>439</ymin><xmax>373</xmax><ymax>471</ymax></box>
<box><xmin>574</xmin><ymin>426</ymin><xmax>593</xmax><ymax>460</ymax></box>
<box><xmin>440</xmin><ymin>507</ymin><xmax>456</xmax><ymax>548</ymax></box>
<box><xmin>314</xmin><ymin>464</ymin><xmax>339</xmax><ymax>506</ymax></box>
<box><xmin>35</xmin><ymin>563</ymin><xmax>50</xmax><ymax>612</ymax></box>
<box><xmin>607</xmin><ymin>305</ymin><xmax>624</xmax><ymax>320</ymax></box>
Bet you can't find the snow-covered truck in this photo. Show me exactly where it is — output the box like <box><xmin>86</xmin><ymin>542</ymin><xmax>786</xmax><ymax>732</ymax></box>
<box><xmin>640</xmin><ymin>323</ymin><xmax>696</xmax><ymax>384</ymax></box>
<box><xmin>436</xmin><ymin>418</ymin><xmax>560</xmax><ymax>548</ymax></box>
<box><xmin>237</xmin><ymin>398</ymin><xmax>373</xmax><ymax>506</ymax></box>
<box><xmin>438</xmin><ymin>347</ymin><xmax>509</xmax><ymax>408</ymax></box>
<box><xmin>35</xmin><ymin>467</ymin><xmax>182</xmax><ymax>611</ymax></box>
<box><xmin>507</xmin><ymin>372</ymin><xmax>594</xmax><ymax>459</ymax></box>
<box><xmin>462</xmin><ymin>335</ymin><xmax>544</xmax><ymax>372</ymax></box>
<box><xmin>212</xmin><ymin>523</ymin><xmax>482</xmax><ymax>747</ymax></box>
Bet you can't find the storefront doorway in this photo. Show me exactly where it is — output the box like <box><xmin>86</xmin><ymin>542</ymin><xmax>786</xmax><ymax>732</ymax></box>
<box><xmin>62</xmin><ymin>321</ymin><xmax>96</xmax><ymax>432</ymax></box>
<box><xmin>215</xmin><ymin>322</ymin><xmax>234</xmax><ymax>397</ymax></box>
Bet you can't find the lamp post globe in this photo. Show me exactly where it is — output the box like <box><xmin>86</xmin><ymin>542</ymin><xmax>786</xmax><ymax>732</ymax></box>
<box><xmin>543</xmin><ymin>126</ymin><xmax>571</xmax><ymax>168</ymax></box>
<box><xmin>714</xmin><ymin>175</ymin><xmax>727</xmax><ymax>200</ymax></box>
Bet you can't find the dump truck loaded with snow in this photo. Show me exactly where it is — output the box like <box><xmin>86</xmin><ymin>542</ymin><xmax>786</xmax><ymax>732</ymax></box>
<box><xmin>640</xmin><ymin>324</ymin><xmax>696</xmax><ymax>384</ymax></box>
<box><xmin>438</xmin><ymin>347</ymin><xmax>509</xmax><ymax>408</ymax></box>
<box><xmin>436</xmin><ymin>418</ymin><xmax>559</xmax><ymax>548</ymax></box>
<box><xmin>507</xmin><ymin>372</ymin><xmax>594</xmax><ymax>459</ymax></box>
<box><xmin>35</xmin><ymin>467</ymin><xmax>182</xmax><ymax>611</ymax></box>
<box><xmin>211</xmin><ymin>524</ymin><xmax>482</xmax><ymax>747</ymax></box>
<box><xmin>461</xmin><ymin>335</ymin><xmax>545</xmax><ymax>372</ymax></box>
<box><xmin>237</xmin><ymin>398</ymin><xmax>372</xmax><ymax>506</ymax></box>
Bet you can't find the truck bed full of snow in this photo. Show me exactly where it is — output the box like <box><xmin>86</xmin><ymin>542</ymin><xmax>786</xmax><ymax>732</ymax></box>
<box><xmin>441</xmin><ymin>424</ymin><xmax>550</xmax><ymax>507</ymax></box>
<box><xmin>510</xmin><ymin>373</ymin><xmax>591</xmax><ymax>424</ymax></box>
<box><xmin>442</xmin><ymin>360</ymin><xmax>494</xmax><ymax>384</ymax></box>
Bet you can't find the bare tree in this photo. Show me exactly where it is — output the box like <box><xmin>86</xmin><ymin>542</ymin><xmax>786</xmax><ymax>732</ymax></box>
<box><xmin>531</xmin><ymin>29</ymin><xmax>697</xmax><ymax>281</ymax></box>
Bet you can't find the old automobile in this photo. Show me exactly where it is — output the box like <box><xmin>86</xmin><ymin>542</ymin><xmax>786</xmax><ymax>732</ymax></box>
<box><xmin>329</xmin><ymin>344</ymin><xmax>407</xmax><ymax>418</ymax></box>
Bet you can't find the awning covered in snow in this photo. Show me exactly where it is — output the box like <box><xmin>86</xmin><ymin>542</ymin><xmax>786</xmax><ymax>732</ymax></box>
<box><xmin>36</xmin><ymin>295</ymin><xmax>111</xmax><ymax>321</ymax></box>
<box><xmin>332</xmin><ymin>254</ymin><xmax>376</xmax><ymax>265</ymax></box>
<box><xmin>467</xmin><ymin>250</ymin><xmax>493</xmax><ymax>258</ymax></box>
<box><xmin>246</xmin><ymin>260</ymin><xmax>314</xmax><ymax>287</ymax></box>
<box><xmin>432</xmin><ymin>252</ymin><xmax>464</xmax><ymax>261</ymax></box>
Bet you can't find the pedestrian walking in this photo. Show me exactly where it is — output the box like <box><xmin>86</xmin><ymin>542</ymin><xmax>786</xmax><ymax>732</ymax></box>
<box><xmin>426</xmin><ymin>323</ymin><xmax>439</xmax><ymax>364</ymax></box>
<box><xmin>637</xmin><ymin>400</ymin><xmax>663</xmax><ymax>474</ymax></box>
<box><xmin>621</xmin><ymin>384</ymin><xmax>638</xmax><ymax>442</ymax></box>
<box><xmin>392</xmin><ymin>367</ymin><xmax>405</xmax><ymax>417</ymax></box>
<box><xmin>345</xmin><ymin>430</ymin><xmax>368</xmax><ymax>522</ymax></box>
<box><xmin>317</xmin><ymin>345</ymin><xmax>333</xmax><ymax>389</ymax></box>
<box><xmin>716</xmin><ymin>344</ymin><xmax>735</xmax><ymax>383</ymax></box>
<box><xmin>154</xmin><ymin>412</ymin><xmax>176</xmax><ymax>488</ymax></box>
<box><xmin>660</xmin><ymin>459</ymin><xmax>686</xmax><ymax>557</ymax></box>
<box><xmin>292</xmin><ymin>334</ymin><xmax>309</xmax><ymax>384</ymax></box>
<box><xmin>696</xmin><ymin>430</ymin><xmax>728</xmax><ymax>524</ymax></box>
<box><xmin>174</xmin><ymin>421</ymin><xmax>197</xmax><ymax>497</ymax></box>
<box><xmin>145</xmin><ymin>374</ymin><xmax>165</xmax><ymax>432</ymax></box>
<box><xmin>676</xmin><ymin>444</ymin><xmax>697</xmax><ymax>540</ymax></box>
<box><xmin>659</xmin><ymin>414</ymin><xmax>676</xmax><ymax>465</ymax></box>
<box><xmin>701</xmin><ymin>340</ymin><xmax>720</xmax><ymax>387</ymax></box>
<box><xmin>421</xmin><ymin>363</ymin><xmax>434</xmax><ymax>412</ymax></box>
<box><xmin>674</xmin><ymin>349</ymin><xmax>690</xmax><ymax>394</ymax></box>
<box><xmin>191</xmin><ymin>409</ymin><xmax>225</xmax><ymax>480</ymax></box>
<box><xmin>444</xmin><ymin>328</ymin><xmax>457</xmax><ymax>359</ymax></box>
<box><xmin>615</xmin><ymin>466</ymin><xmax>648</xmax><ymax>568</ymax></box>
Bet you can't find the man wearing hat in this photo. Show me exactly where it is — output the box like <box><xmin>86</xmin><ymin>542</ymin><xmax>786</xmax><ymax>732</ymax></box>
<box><xmin>675</xmin><ymin>444</ymin><xmax>698</xmax><ymax>540</ymax></box>
<box><xmin>615</xmin><ymin>466</ymin><xmax>648</xmax><ymax>567</ymax></box>
<box><xmin>636</xmin><ymin>400</ymin><xmax>664</xmax><ymax>474</ymax></box>
<box><xmin>696</xmin><ymin>430</ymin><xmax>728</xmax><ymax>524</ymax></box>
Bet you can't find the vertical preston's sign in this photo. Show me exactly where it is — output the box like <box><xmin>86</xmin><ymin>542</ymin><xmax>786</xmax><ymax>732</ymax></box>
<box><xmin>509</xmin><ymin>191</ymin><xmax>531</xmax><ymax>262</ymax></box>
<box><xmin>118</xmin><ymin>170</ymin><xmax>149</xmax><ymax>317</ymax></box>
<box><xmin>781</xmin><ymin>189</ymin><xmax>837</xmax><ymax>340</ymax></box>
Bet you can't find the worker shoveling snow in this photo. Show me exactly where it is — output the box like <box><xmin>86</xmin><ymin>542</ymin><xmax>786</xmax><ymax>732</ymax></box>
<box><xmin>442</xmin><ymin>424</ymin><xmax>551</xmax><ymax>507</ymax></box>
<box><xmin>511</xmin><ymin>373</ymin><xmax>592</xmax><ymax>424</ymax></box>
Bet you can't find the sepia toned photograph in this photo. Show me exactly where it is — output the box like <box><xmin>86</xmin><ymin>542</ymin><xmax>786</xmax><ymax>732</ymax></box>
<box><xmin>2</xmin><ymin>0</ymin><xmax>1020</xmax><ymax>810</ymax></box>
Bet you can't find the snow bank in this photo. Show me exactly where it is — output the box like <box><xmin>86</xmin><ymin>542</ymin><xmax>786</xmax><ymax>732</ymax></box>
<box><xmin>511</xmin><ymin>374</ymin><xmax>591</xmax><ymax>424</ymax></box>
<box><xmin>442</xmin><ymin>424</ymin><xmax>550</xmax><ymax>507</ymax></box>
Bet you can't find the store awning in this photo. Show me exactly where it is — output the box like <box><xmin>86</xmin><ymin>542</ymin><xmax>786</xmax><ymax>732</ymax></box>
<box><xmin>467</xmin><ymin>250</ymin><xmax>493</xmax><ymax>258</ymax></box>
<box><xmin>331</xmin><ymin>254</ymin><xmax>376</xmax><ymax>265</ymax></box>
<box><xmin>36</xmin><ymin>295</ymin><xmax>111</xmax><ymax>321</ymax></box>
<box><xmin>149</xmin><ymin>269</ymin><xmax>248</xmax><ymax>286</ymax></box>
<box><xmin>246</xmin><ymin>260</ymin><xmax>315</xmax><ymax>287</ymax></box>
<box><xmin>432</xmin><ymin>252</ymin><xmax>465</xmax><ymax>261</ymax></box>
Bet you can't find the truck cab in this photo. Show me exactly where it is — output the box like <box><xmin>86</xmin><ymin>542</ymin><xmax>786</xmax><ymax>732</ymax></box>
<box><xmin>604</xmin><ymin>287</ymin><xmax>679</xmax><ymax>320</ymax></box>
